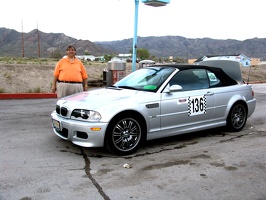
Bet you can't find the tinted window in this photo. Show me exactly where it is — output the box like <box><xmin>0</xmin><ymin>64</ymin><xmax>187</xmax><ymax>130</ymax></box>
<box><xmin>207</xmin><ymin>70</ymin><xmax>221</xmax><ymax>87</ymax></box>
<box><xmin>169</xmin><ymin>69</ymin><xmax>209</xmax><ymax>91</ymax></box>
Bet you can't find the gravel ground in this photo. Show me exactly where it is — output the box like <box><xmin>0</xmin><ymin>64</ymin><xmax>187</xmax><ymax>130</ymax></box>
<box><xmin>0</xmin><ymin>63</ymin><xmax>265</xmax><ymax>93</ymax></box>
<box><xmin>0</xmin><ymin>63</ymin><xmax>133</xmax><ymax>93</ymax></box>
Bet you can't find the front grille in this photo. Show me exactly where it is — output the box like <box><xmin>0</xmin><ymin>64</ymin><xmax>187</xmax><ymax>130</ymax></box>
<box><xmin>56</xmin><ymin>105</ymin><xmax>68</xmax><ymax>116</ymax></box>
<box><xmin>61</xmin><ymin>107</ymin><xmax>68</xmax><ymax>116</ymax></box>
<box><xmin>58</xmin><ymin>128</ymin><xmax>68</xmax><ymax>138</ymax></box>
<box><xmin>56</xmin><ymin>105</ymin><xmax>60</xmax><ymax>114</ymax></box>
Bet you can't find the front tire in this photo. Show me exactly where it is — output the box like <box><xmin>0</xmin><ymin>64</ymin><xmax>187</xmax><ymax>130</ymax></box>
<box><xmin>105</xmin><ymin>117</ymin><xmax>142</xmax><ymax>155</ymax></box>
<box><xmin>226</xmin><ymin>103</ymin><xmax>247</xmax><ymax>132</ymax></box>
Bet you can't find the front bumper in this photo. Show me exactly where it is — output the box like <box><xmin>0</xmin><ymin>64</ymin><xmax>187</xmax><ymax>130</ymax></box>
<box><xmin>51</xmin><ymin>111</ymin><xmax>108</xmax><ymax>147</ymax></box>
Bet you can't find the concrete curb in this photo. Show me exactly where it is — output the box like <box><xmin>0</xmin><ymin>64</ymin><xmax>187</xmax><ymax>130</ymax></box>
<box><xmin>0</xmin><ymin>82</ymin><xmax>263</xmax><ymax>100</ymax></box>
<box><xmin>0</xmin><ymin>93</ymin><xmax>57</xmax><ymax>100</ymax></box>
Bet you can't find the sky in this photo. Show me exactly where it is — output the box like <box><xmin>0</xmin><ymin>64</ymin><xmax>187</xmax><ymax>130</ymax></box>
<box><xmin>1</xmin><ymin>0</ymin><xmax>265</xmax><ymax>42</ymax></box>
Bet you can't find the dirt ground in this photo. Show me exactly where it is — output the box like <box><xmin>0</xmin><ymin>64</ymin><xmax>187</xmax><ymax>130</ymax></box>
<box><xmin>0</xmin><ymin>62</ymin><xmax>134</xmax><ymax>93</ymax></box>
<box><xmin>0</xmin><ymin>63</ymin><xmax>265</xmax><ymax>93</ymax></box>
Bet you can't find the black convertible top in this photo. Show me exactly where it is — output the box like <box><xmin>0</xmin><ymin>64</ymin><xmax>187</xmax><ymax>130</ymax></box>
<box><xmin>147</xmin><ymin>64</ymin><xmax>238</xmax><ymax>86</ymax></box>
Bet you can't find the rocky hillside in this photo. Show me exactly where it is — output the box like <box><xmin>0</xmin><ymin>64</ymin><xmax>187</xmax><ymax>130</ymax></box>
<box><xmin>96</xmin><ymin>36</ymin><xmax>266</xmax><ymax>60</ymax></box>
<box><xmin>0</xmin><ymin>28</ymin><xmax>115</xmax><ymax>58</ymax></box>
<box><xmin>1</xmin><ymin>27</ymin><xmax>266</xmax><ymax>60</ymax></box>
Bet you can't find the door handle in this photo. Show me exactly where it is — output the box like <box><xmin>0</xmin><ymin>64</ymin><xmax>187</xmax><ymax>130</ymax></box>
<box><xmin>205</xmin><ymin>91</ymin><xmax>214</xmax><ymax>96</ymax></box>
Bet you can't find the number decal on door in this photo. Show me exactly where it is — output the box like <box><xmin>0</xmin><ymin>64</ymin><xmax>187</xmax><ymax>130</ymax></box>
<box><xmin>188</xmin><ymin>95</ymin><xmax>206</xmax><ymax>116</ymax></box>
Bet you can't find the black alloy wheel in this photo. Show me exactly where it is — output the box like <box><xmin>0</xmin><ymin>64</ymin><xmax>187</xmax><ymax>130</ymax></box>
<box><xmin>106</xmin><ymin>117</ymin><xmax>142</xmax><ymax>155</ymax></box>
<box><xmin>226</xmin><ymin>103</ymin><xmax>247</xmax><ymax>131</ymax></box>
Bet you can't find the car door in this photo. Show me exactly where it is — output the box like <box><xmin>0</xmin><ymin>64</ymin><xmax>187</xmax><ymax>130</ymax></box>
<box><xmin>160</xmin><ymin>69</ymin><xmax>215</xmax><ymax>132</ymax></box>
<box><xmin>205</xmin><ymin>69</ymin><xmax>238</xmax><ymax>122</ymax></box>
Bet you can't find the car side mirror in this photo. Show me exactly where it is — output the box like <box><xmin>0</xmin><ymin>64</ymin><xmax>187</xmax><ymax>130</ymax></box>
<box><xmin>164</xmin><ymin>84</ymin><xmax>182</xmax><ymax>93</ymax></box>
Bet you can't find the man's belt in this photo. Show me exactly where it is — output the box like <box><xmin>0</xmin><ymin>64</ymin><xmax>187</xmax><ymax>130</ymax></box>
<box><xmin>57</xmin><ymin>80</ymin><xmax>82</xmax><ymax>84</ymax></box>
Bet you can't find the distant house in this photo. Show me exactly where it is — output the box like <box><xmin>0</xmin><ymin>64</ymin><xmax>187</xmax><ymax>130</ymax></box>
<box><xmin>73</xmin><ymin>55</ymin><xmax>107</xmax><ymax>62</ymax></box>
<box><xmin>194</xmin><ymin>54</ymin><xmax>251</xmax><ymax>67</ymax></box>
<box><xmin>259</xmin><ymin>61</ymin><xmax>266</xmax><ymax>65</ymax></box>
<box><xmin>74</xmin><ymin>55</ymin><xmax>96</xmax><ymax>61</ymax></box>
<box><xmin>188</xmin><ymin>59</ymin><xmax>197</xmax><ymax>64</ymax></box>
<box><xmin>94</xmin><ymin>56</ymin><xmax>105</xmax><ymax>62</ymax></box>
<box><xmin>83</xmin><ymin>55</ymin><xmax>96</xmax><ymax>61</ymax></box>
<box><xmin>112</xmin><ymin>54</ymin><xmax>132</xmax><ymax>62</ymax></box>
<box><xmin>251</xmin><ymin>57</ymin><xmax>260</xmax><ymax>66</ymax></box>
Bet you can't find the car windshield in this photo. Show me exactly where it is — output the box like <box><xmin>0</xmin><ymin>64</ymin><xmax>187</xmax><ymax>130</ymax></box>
<box><xmin>114</xmin><ymin>66</ymin><xmax>175</xmax><ymax>92</ymax></box>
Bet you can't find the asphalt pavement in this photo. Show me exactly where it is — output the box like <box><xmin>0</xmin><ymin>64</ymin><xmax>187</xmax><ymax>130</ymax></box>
<box><xmin>0</xmin><ymin>84</ymin><xmax>265</xmax><ymax>200</ymax></box>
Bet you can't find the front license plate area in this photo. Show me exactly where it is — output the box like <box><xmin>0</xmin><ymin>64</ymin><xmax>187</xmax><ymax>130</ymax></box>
<box><xmin>52</xmin><ymin>119</ymin><xmax>61</xmax><ymax>130</ymax></box>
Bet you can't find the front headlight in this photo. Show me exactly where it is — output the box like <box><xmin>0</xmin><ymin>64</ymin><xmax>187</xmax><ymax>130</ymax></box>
<box><xmin>71</xmin><ymin>109</ymin><xmax>101</xmax><ymax>121</ymax></box>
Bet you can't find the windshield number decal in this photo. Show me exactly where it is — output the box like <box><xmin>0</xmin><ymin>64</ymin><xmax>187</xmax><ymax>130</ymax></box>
<box><xmin>188</xmin><ymin>95</ymin><xmax>206</xmax><ymax>116</ymax></box>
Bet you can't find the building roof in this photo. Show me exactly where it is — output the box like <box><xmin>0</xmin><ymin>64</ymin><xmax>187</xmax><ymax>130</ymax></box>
<box><xmin>194</xmin><ymin>54</ymin><xmax>251</xmax><ymax>63</ymax></box>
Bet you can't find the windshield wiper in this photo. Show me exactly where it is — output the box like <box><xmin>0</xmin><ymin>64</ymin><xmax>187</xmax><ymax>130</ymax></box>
<box><xmin>118</xmin><ymin>86</ymin><xmax>139</xmax><ymax>90</ymax></box>
<box><xmin>107</xmin><ymin>85</ymin><xmax>122</xmax><ymax>90</ymax></box>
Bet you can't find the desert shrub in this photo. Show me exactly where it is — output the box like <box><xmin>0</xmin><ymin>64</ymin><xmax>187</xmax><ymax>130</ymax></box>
<box><xmin>26</xmin><ymin>87</ymin><xmax>41</xmax><ymax>93</ymax></box>
<box><xmin>17</xmin><ymin>60</ymin><xmax>27</xmax><ymax>64</ymax></box>
<box><xmin>4</xmin><ymin>73</ymin><xmax>11</xmax><ymax>78</ymax></box>
<box><xmin>33</xmin><ymin>87</ymin><xmax>41</xmax><ymax>93</ymax></box>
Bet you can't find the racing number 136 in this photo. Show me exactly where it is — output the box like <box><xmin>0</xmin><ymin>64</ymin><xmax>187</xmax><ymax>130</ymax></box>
<box><xmin>188</xmin><ymin>95</ymin><xmax>206</xmax><ymax>116</ymax></box>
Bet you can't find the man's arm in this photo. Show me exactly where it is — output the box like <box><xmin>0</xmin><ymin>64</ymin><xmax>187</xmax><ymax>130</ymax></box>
<box><xmin>52</xmin><ymin>76</ymin><xmax>58</xmax><ymax>93</ymax></box>
<box><xmin>83</xmin><ymin>78</ymin><xmax>88</xmax><ymax>91</ymax></box>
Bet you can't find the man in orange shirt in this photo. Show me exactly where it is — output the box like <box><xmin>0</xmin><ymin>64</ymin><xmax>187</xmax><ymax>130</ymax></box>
<box><xmin>52</xmin><ymin>45</ymin><xmax>88</xmax><ymax>98</ymax></box>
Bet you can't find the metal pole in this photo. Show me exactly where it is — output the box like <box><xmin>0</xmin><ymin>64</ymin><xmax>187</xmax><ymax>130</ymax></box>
<box><xmin>132</xmin><ymin>0</ymin><xmax>139</xmax><ymax>72</ymax></box>
<box><xmin>37</xmin><ymin>22</ymin><xmax>40</xmax><ymax>58</ymax></box>
<box><xmin>21</xmin><ymin>19</ymin><xmax>24</xmax><ymax>58</ymax></box>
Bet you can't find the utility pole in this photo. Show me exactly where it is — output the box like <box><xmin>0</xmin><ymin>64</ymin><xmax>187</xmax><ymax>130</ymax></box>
<box><xmin>37</xmin><ymin>22</ymin><xmax>40</xmax><ymax>58</ymax></box>
<box><xmin>21</xmin><ymin>19</ymin><xmax>24</xmax><ymax>57</ymax></box>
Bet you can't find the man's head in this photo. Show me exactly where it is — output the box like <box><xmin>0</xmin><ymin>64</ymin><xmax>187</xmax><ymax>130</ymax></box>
<box><xmin>66</xmin><ymin>45</ymin><xmax>76</xmax><ymax>52</ymax></box>
<box><xmin>66</xmin><ymin>45</ymin><xmax>76</xmax><ymax>58</ymax></box>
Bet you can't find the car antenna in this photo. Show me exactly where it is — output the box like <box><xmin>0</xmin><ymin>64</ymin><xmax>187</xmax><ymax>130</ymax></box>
<box><xmin>247</xmin><ymin>65</ymin><xmax>252</xmax><ymax>85</ymax></box>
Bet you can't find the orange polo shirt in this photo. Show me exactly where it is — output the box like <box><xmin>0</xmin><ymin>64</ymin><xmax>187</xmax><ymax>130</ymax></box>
<box><xmin>54</xmin><ymin>57</ymin><xmax>88</xmax><ymax>82</ymax></box>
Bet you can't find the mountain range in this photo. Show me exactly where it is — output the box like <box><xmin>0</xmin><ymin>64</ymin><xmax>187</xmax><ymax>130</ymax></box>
<box><xmin>1</xmin><ymin>27</ymin><xmax>266</xmax><ymax>60</ymax></box>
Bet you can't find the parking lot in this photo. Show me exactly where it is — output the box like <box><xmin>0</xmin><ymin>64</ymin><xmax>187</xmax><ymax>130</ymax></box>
<box><xmin>0</xmin><ymin>84</ymin><xmax>266</xmax><ymax>200</ymax></box>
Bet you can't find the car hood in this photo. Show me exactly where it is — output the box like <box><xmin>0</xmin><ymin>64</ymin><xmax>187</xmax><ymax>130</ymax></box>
<box><xmin>59</xmin><ymin>87</ymin><xmax>154</xmax><ymax>110</ymax></box>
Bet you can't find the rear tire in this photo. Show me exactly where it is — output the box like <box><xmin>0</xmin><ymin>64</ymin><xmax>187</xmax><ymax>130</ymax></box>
<box><xmin>105</xmin><ymin>116</ymin><xmax>142</xmax><ymax>155</ymax></box>
<box><xmin>226</xmin><ymin>103</ymin><xmax>247</xmax><ymax>132</ymax></box>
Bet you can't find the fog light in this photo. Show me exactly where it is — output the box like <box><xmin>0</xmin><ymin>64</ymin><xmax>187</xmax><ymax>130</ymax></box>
<box><xmin>76</xmin><ymin>131</ymin><xmax>88</xmax><ymax>139</ymax></box>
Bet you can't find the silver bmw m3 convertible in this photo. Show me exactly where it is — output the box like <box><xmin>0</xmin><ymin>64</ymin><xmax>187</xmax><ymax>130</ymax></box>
<box><xmin>51</xmin><ymin>60</ymin><xmax>256</xmax><ymax>155</ymax></box>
